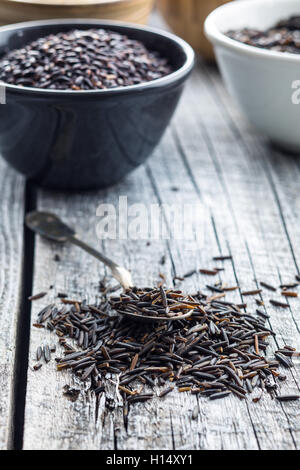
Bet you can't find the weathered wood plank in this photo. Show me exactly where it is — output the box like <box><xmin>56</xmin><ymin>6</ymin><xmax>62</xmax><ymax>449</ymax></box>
<box><xmin>0</xmin><ymin>160</ymin><xmax>25</xmax><ymax>449</ymax></box>
<box><xmin>22</xmin><ymin>148</ymin><xmax>259</xmax><ymax>450</ymax></box>
<box><xmin>145</xmin><ymin>136</ymin><xmax>261</xmax><ymax>451</ymax></box>
<box><xmin>23</xmin><ymin>66</ymin><xmax>300</xmax><ymax>450</ymax></box>
<box><xmin>22</xmin><ymin>17</ymin><xmax>300</xmax><ymax>449</ymax></box>
<box><xmin>170</xmin><ymin>63</ymin><xmax>300</xmax><ymax>449</ymax></box>
<box><xmin>22</xmin><ymin>172</ymin><xmax>177</xmax><ymax>450</ymax></box>
<box><xmin>205</xmin><ymin>66</ymin><xmax>300</xmax><ymax>445</ymax></box>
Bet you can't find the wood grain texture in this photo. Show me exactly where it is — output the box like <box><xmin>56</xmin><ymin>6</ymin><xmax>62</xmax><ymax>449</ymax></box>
<box><xmin>22</xmin><ymin>19</ymin><xmax>300</xmax><ymax>450</ymax></box>
<box><xmin>0</xmin><ymin>161</ymin><xmax>25</xmax><ymax>449</ymax></box>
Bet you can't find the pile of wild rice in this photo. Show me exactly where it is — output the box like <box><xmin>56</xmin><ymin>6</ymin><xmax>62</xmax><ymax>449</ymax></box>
<box><xmin>110</xmin><ymin>286</ymin><xmax>195</xmax><ymax>319</ymax></box>
<box><xmin>32</xmin><ymin>284</ymin><xmax>299</xmax><ymax>412</ymax></box>
<box><xmin>0</xmin><ymin>29</ymin><xmax>172</xmax><ymax>90</ymax></box>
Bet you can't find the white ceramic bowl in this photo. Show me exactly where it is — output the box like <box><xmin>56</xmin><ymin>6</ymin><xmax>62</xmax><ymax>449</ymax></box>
<box><xmin>205</xmin><ymin>0</ymin><xmax>300</xmax><ymax>153</ymax></box>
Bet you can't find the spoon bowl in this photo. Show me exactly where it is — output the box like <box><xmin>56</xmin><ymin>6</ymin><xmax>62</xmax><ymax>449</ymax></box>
<box><xmin>25</xmin><ymin>211</ymin><xmax>75</xmax><ymax>241</ymax></box>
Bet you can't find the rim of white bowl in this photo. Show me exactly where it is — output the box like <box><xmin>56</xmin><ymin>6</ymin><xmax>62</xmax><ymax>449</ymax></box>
<box><xmin>205</xmin><ymin>0</ymin><xmax>300</xmax><ymax>64</ymax></box>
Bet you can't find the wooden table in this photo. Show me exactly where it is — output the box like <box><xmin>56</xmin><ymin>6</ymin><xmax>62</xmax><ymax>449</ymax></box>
<box><xmin>1</xmin><ymin>16</ymin><xmax>300</xmax><ymax>451</ymax></box>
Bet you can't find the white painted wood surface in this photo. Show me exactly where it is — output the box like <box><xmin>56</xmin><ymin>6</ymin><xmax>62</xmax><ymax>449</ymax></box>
<box><xmin>0</xmin><ymin>12</ymin><xmax>298</xmax><ymax>450</ymax></box>
<box><xmin>0</xmin><ymin>161</ymin><xmax>25</xmax><ymax>449</ymax></box>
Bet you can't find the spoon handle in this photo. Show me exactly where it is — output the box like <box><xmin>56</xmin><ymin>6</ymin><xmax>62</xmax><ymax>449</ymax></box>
<box><xmin>70</xmin><ymin>234</ymin><xmax>117</xmax><ymax>269</ymax></box>
<box><xmin>69</xmin><ymin>235</ymin><xmax>133</xmax><ymax>290</ymax></box>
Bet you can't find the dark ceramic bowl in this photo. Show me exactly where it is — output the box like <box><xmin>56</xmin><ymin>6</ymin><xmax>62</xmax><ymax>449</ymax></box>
<box><xmin>0</xmin><ymin>19</ymin><xmax>194</xmax><ymax>190</ymax></box>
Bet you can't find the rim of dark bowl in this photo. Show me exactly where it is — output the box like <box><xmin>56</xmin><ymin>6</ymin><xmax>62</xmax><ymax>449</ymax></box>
<box><xmin>0</xmin><ymin>18</ymin><xmax>195</xmax><ymax>97</ymax></box>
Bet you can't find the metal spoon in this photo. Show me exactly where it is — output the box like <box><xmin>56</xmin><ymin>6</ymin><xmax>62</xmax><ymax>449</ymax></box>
<box><xmin>25</xmin><ymin>211</ymin><xmax>133</xmax><ymax>290</ymax></box>
<box><xmin>25</xmin><ymin>211</ymin><xmax>193</xmax><ymax>322</ymax></box>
